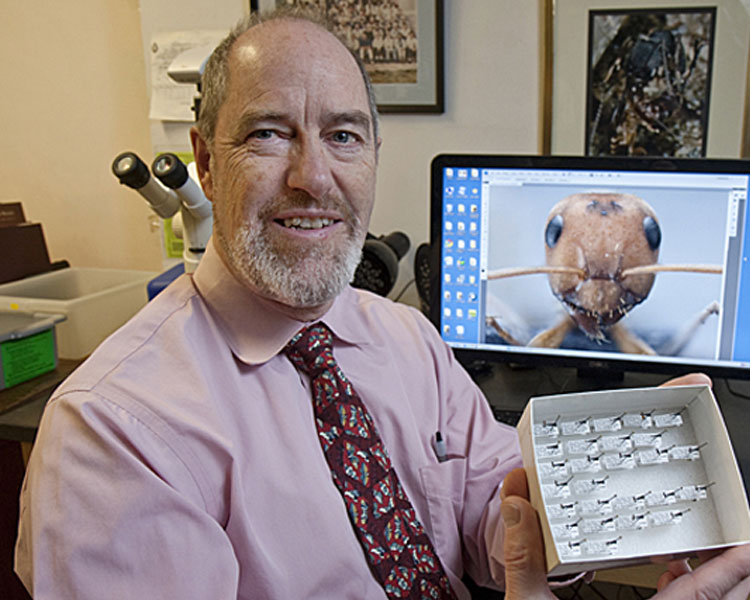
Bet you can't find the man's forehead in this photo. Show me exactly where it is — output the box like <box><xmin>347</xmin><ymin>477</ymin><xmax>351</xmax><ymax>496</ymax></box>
<box><xmin>230</xmin><ymin>18</ymin><xmax>356</xmax><ymax>73</ymax></box>
<box><xmin>222</xmin><ymin>18</ymin><xmax>371</xmax><ymax>118</ymax></box>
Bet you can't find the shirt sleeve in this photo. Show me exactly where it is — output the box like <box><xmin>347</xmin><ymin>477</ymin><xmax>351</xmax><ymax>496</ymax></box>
<box><xmin>15</xmin><ymin>391</ymin><xmax>240</xmax><ymax>600</ymax></box>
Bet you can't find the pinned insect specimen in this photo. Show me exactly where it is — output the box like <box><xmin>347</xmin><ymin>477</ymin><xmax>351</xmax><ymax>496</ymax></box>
<box><xmin>486</xmin><ymin>192</ymin><xmax>722</xmax><ymax>354</ymax></box>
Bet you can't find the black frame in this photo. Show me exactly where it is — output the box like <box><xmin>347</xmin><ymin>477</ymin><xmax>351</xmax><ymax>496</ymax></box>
<box><xmin>584</xmin><ymin>7</ymin><xmax>717</xmax><ymax>157</ymax></box>
<box><xmin>430</xmin><ymin>153</ymin><xmax>750</xmax><ymax>380</ymax></box>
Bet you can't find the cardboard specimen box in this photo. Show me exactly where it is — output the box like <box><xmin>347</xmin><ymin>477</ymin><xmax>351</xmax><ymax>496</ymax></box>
<box><xmin>517</xmin><ymin>385</ymin><xmax>750</xmax><ymax>577</ymax></box>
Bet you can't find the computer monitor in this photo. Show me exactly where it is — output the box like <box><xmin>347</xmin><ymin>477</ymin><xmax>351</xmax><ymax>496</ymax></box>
<box><xmin>429</xmin><ymin>154</ymin><xmax>750</xmax><ymax>380</ymax></box>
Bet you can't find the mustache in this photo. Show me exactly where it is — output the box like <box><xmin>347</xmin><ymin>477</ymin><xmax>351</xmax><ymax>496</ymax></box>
<box><xmin>259</xmin><ymin>191</ymin><xmax>359</xmax><ymax>228</ymax></box>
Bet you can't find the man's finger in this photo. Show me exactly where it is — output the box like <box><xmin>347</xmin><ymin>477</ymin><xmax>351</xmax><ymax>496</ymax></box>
<box><xmin>501</xmin><ymin>496</ymin><xmax>556</xmax><ymax>599</ymax></box>
<box><xmin>655</xmin><ymin>559</ymin><xmax>691</xmax><ymax>591</ymax></box>
<box><xmin>501</xmin><ymin>468</ymin><xmax>529</xmax><ymax>501</ymax></box>
<box><xmin>655</xmin><ymin>544</ymin><xmax>750</xmax><ymax>599</ymax></box>
<box><xmin>658</xmin><ymin>372</ymin><xmax>712</xmax><ymax>388</ymax></box>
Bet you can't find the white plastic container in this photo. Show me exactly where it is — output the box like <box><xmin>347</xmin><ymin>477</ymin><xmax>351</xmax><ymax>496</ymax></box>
<box><xmin>0</xmin><ymin>268</ymin><xmax>157</xmax><ymax>359</ymax></box>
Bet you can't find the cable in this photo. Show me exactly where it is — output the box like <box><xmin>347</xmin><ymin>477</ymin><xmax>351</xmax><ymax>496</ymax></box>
<box><xmin>392</xmin><ymin>277</ymin><xmax>416</xmax><ymax>302</ymax></box>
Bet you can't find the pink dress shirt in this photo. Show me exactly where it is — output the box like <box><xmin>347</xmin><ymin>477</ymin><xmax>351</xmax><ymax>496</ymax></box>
<box><xmin>15</xmin><ymin>241</ymin><xmax>522</xmax><ymax>599</ymax></box>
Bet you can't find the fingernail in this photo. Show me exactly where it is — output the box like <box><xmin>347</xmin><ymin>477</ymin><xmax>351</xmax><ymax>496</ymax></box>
<box><xmin>501</xmin><ymin>501</ymin><xmax>521</xmax><ymax>527</ymax></box>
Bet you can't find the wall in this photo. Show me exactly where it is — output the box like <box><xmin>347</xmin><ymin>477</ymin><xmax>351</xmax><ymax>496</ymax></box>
<box><xmin>1</xmin><ymin>0</ymin><xmax>162</xmax><ymax>271</ymax></box>
<box><xmin>1</xmin><ymin>1</ymin><xmax>551</xmax><ymax>302</ymax></box>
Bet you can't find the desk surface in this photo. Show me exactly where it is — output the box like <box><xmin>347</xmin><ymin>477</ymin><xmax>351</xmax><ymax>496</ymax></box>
<box><xmin>0</xmin><ymin>359</ymin><xmax>81</xmax><ymax>442</ymax></box>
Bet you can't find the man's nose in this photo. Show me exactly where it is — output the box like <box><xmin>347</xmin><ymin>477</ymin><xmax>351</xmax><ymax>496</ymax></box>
<box><xmin>286</xmin><ymin>137</ymin><xmax>334</xmax><ymax>199</ymax></box>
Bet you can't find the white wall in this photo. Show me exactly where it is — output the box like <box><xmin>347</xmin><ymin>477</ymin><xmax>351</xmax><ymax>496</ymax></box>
<box><xmin>0</xmin><ymin>2</ymin><xmax>554</xmax><ymax>304</ymax></box>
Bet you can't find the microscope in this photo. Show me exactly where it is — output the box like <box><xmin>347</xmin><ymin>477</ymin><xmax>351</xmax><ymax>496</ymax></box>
<box><xmin>112</xmin><ymin>151</ymin><xmax>211</xmax><ymax>275</ymax></box>
<box><xmin>111</xmin><ymin>45</ymin><xmax>213</xmax><ymax>295</ymax></box>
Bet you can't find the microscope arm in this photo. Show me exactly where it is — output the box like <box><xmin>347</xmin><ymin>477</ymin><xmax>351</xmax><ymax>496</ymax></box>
<box><xmin>151</xmin><ymin>153</ymin><xmax>213</xmax><ymax>273</ymax></box>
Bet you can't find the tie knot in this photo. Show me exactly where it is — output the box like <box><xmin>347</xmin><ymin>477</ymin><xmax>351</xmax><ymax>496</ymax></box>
<box><xmin>284</xmin><ymin>323</ymin><xmax>334</xmax><ymax>376</ymax></box>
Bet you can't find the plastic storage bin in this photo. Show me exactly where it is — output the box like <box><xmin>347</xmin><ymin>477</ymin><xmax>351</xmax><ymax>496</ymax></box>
<box><xmin>0</xmin><ymin>268</ymin><xmax>157</xmax><ymax>359</ymax></box>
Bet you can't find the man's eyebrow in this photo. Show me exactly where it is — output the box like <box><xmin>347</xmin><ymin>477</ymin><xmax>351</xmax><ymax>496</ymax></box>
<box><xmin>228</xmin><ymin>109</ymin><xmax>374</xmax><ymax>140</ymax></box>
<box><xmin>324</xmin><ymin>110</ymin><xmax>374</xmax><ymax>139</ymax></box>
<box><xmin>229</xmin><ymin>110</ymin><xmax>288</xmax><ymax>138</ymax></box>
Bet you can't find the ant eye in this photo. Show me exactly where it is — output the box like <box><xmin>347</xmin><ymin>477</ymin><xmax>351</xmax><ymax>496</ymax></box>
<box><xmin>545</xmin><ymin>215</ymin><xmax>564</xmax><ymax>248</ymax></box>
<box><xmin>643</xmin><ymin>216</ymin><xmax>661</xmax><ymax>250</ymax></box>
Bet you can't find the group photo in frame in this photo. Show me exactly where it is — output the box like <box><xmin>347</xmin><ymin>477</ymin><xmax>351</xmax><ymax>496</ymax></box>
<box><xmin>544</xmin><ymin>0</ymin><xmax>750</xmax><ymax>158</ymax></box>
<box><xmin>252</xmin><ymin>0</ymin><xmax>444</xmax><ymax>113</ymax></box>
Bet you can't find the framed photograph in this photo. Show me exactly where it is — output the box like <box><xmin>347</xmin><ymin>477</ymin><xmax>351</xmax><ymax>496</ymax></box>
<box><xmin>543</xmin><ymin>0</ymin><xmax>750</xmax><ymax>158</ymax></box>
<box><xmin>586</xmin><ymin>8</ymin><xmax>716</xmax><ymax>157</ymax></box>
<box><xmin>251</xmin><ymin>0</ymin><xmax>444</xmax><ymax>113</ymax></box>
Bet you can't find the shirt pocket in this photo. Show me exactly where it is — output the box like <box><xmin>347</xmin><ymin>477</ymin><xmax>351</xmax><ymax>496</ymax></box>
<box><xmin>418</xmin><ymin>456</ymin><xmax>467</xmax><ymax>574</ymax></box>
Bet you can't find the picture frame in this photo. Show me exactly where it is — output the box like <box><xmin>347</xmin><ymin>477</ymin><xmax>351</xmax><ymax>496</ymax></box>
<box><xmin>542</xmin><ymin>0</ymin><xmax>750</xmax><ymax>158</ymax></box>
<box><xmin>586</xmin><ymin>7</ymin><xmax>717</xmax><ymax>158</ymax></box>
<box><xmin>251</xmin><ymin>0</ymin><xmax>444</xmax><ymax>114</ymax></box>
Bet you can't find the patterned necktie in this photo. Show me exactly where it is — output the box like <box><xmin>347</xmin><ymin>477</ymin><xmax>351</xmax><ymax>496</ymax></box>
<box><xmin>284</xmin><ymin>323</ymin><xmax>457</xmax><ymax>599</ymax></box>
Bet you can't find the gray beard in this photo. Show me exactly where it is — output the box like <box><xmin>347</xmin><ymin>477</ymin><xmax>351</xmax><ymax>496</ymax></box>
<box><xmin>217</xmin><ymin>220</ymin><xmax>364</xmax><ymax>308</ymax></box>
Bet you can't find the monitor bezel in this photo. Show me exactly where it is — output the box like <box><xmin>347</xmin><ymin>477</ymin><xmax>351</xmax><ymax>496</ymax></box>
<box><xmin>429</xmin><ymin>153</ymin><xmax>750</xmax><ymax>380</ymax></box>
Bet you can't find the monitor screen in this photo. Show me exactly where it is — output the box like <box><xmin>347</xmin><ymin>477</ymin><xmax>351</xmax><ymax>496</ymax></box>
<box><xmin>429</xmin><ymin>154</ymin><xmax>750</xmax><ymax>379</ymax></box>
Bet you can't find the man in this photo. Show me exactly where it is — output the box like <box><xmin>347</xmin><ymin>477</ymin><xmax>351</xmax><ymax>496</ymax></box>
<box><xmin>17</xmin><ymin>9</ymin><xmax>518</xmax><ymax>598</ymax></box>
<box><xmin>15</xmin><ymin>8</ymin><xmax>750</xmax><ymax>599</ymax></box>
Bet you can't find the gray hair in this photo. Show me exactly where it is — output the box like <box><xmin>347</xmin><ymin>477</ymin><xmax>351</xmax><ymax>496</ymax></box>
<box><xmin>196</xmin><ymin>6</ymin><xmax>380</xmax><ymax>146</ymax></box>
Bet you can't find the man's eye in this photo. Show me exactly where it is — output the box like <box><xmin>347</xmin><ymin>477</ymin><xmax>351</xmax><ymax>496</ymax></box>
<box><xmin>332</xmin><ymin>131</ymin><xmax>357</xmax><ymax>144</ymax></box>
<box><xmin>249</xmin><ymin>129</ymin><xmax>275</xmax><ymax>140</ymax></box>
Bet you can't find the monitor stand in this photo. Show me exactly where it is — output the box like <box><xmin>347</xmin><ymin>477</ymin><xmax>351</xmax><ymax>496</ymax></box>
<box><xmin>576</xmin><ymin>363</ymin><xmax>625</xmax><ymax>383</ymax></box>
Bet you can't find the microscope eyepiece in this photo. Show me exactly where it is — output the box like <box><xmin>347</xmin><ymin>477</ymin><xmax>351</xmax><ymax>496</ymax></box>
<box><xmin>111</xmin><ymin>149</ymin><xmax>212</xmax><ymax>273</ymax></box>
<box><xmin>112</xmin><ymin>152</ymin><xmax>150</xmax><ymax>189</ymax></box>
<box><xmin>152</xmin><ymin>153</ymin><xmax>189</xmax><ymax>189</ymax></box>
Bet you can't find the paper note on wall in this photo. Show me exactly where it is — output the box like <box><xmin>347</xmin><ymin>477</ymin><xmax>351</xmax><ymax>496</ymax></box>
<box><xmin>149</xmin><ymin>30</ymin><xmax>226</xmax><ymax>122</ymax></box>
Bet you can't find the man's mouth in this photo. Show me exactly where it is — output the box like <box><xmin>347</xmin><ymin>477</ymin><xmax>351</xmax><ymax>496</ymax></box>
<box><xmin>280</xmin><ymin>216</ymin><xmax>338</xmax><ymax>230</ymax></box>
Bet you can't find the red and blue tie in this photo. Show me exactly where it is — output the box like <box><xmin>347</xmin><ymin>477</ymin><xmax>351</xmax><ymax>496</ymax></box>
<box><xmin>284</xmin><ymin>323</ymin><xmax>457</xmax><ymax>599</ymax></box>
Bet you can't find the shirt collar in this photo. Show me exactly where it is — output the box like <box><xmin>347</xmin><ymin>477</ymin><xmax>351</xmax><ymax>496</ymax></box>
<box><xmin>193</xmin><ymin>239</ymin><xmax>371</xmax><ymax>365</ymax></box>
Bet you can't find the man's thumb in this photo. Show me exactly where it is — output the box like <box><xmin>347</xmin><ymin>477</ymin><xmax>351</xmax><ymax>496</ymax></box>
<box><xmin>501</xmin><ymin>496</ymin><xmax>556</xmax><ymax>599</ymax></box>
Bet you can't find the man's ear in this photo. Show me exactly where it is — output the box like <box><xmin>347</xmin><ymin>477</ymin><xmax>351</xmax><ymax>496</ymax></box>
<box><xmin>190</xmin><ymin>126</ymin><xmax>214</xmax><ymax>201</ymax></box>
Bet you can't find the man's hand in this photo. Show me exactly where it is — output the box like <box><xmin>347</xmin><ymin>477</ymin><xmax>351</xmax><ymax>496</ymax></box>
<box><xmin>500</xmin><ymin>468</ymin><xmax>556</xmax><ymax>599</ymax></box>
<box><xmin>655</xmin><ymin>545</ymin><xmax>750</xmax><ymax>598</ymax></box>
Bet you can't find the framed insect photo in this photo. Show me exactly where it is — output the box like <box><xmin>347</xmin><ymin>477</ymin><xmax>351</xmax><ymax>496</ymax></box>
<box><xmin>251</xmin><ymin>0</ymin><xmax>444</xmax><ymax>113</ymax></box>
<box><xmin>544</xmin><ymin>0</ymin><xmax>750</xmax><ymax>158</ymax></box>
<box><xmin>585</xmin><ymin>7</ymin><xmax>716</xmax><ymax>157</ymax></box>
